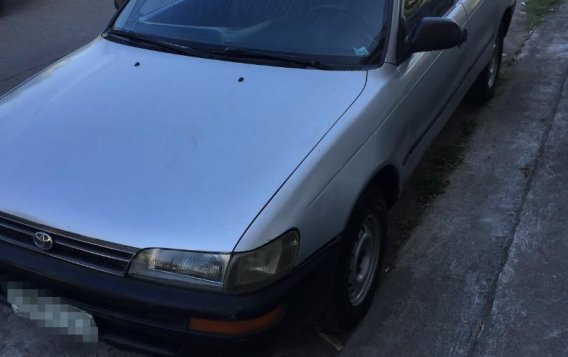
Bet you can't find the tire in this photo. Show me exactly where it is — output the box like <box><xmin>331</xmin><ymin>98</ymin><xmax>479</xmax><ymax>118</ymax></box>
<box><xmin>332</xmin><ymin>187</ymin><xmax>387</xmax><ymax>326</ymax></box>
<box><xmin>0</xmin><ymin>0</ymin><xmax>4</xmax><ymax>14</ymax></box>
<box><xmin>466</xmin><ymin>27</ymin><xmax>504</xmax><ymax>105</ymax></box>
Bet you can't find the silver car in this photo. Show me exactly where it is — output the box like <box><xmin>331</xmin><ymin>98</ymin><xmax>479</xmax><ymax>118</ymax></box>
<box><xmin>0</xmin><ymin>0</ymin><xmax>516</xmax><ymax>353</ymax></box>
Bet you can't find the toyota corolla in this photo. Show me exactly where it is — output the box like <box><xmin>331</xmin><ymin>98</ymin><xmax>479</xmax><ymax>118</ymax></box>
<box><xmin>0</xmin><ymin>0</ymin><xmax>516</xmax><ymax>354</ymax></box>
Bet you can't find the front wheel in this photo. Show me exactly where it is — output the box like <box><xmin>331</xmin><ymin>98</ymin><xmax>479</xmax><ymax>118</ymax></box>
<box><xmin>466</xmin><ymin>28</ymin><xmax>504</xmax><ymax>105</ymax></box>
<box><xmin>332</xmin><ymin>187</ymin><xmax>387</xmax><ymax>326</ymax></box>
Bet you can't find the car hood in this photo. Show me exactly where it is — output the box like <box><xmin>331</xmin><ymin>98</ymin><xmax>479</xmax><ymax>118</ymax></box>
<box><xmin>0</xmin><ymin>38</ymin><xmax>366</xmax><ymax>252</ymax></box>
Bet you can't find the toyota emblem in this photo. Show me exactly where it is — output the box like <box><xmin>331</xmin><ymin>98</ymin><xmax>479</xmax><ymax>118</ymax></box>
<box><xmin>33</xmin><ymin>232</ymin><xmax>54</xmax><ymax>251</ymax></box>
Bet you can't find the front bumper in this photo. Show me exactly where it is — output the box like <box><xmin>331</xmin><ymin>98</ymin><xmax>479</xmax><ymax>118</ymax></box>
<box><xmin>0</xmin><ymin>239</ymin><xmax>338</xmax><ymax>355</ymax></box>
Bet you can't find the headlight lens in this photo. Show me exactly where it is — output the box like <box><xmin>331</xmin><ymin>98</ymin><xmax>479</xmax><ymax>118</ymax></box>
<box><xmin>224</xmin><ymin>231</ymin><xmax>299</xmax><ymax>294</ymax></box>
<box><xmin>128</xmin><ymin>249</ymin><xmax>231</xmax><ymax>291</ymax></box>
<box><xmin>127</xmin><ymin>231</ymin><xmax>299</xmax><ymax>293</ymax></box>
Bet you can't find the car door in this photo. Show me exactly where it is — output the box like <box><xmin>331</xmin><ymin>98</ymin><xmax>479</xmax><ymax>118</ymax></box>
<box><xmin>393</xmin><ymin>0</ymin><xmax>469</xmax><ymax>172</ymax></box>
<box><xmin>458</xmin><ymin>0</ymin><xmax>502</xmax><ymax>72</ymax></box>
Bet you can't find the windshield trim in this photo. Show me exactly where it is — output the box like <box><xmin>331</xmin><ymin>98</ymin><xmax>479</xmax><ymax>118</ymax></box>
<box><xmin>104</xmin><ymin>0</ymin><xmax>394</xmax><ymax>70</ymax></box>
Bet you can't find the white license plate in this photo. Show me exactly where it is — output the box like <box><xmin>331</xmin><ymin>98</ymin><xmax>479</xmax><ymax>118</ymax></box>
<box><xmin>6</xmin><ymin>282</ymin><xmax>99</xmax><ymax>343</ymax></box>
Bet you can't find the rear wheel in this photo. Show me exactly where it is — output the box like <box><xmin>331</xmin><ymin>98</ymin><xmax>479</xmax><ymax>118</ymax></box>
<box><xmin>332</xmin><ymin>187</ymin><xmax>387</xmax><ymax>325</ymax></box>
<box><xmin>466</xmin><ymin>27</ymin><xmax>504</xmax><ymax>104</ymax></box>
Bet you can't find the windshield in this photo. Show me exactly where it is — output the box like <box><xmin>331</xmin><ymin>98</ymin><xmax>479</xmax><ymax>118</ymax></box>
<box><xmin>111</xmin><ymin>0</ymin><xmax>389</xmax><ymax>67</ymax></box>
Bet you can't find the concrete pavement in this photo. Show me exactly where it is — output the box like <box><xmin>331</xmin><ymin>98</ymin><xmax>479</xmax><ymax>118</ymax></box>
<box><xmin>343</xmin><ymin>3</ymin><xmax>568</xmax><ymax>356</ymax></box>
<box><xmin>475</xmin><ymin>20</ymin><xmax>568</xmax><ymax>356</ymax></box>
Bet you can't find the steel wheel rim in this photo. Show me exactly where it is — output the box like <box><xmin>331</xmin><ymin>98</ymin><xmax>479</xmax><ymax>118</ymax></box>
<box><xmin>347</xmin><ymin>213</ymin><xmax>381</xmax><ymax>307</ymax></box>
<box><xmin>487</xmin><ymin>39</ymin><xmax>500</xmax><ymax>88</ymax></box>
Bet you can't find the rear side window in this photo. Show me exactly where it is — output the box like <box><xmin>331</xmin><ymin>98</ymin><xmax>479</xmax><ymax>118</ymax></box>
<box><xmin>402</xmin><ymin>0</ymin><xmax>456</xmax><ymax>36</ymax></box>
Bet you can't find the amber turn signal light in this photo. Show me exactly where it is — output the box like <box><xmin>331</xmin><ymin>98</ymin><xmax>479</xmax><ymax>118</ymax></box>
<box><xmin>189</xmin><ymin>305</ymin><xmax>285</xmax><ymax>336</ymax></box>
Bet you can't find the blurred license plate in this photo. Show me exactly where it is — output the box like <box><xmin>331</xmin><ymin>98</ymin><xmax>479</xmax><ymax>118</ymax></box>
<box><xmin>6</xmin><ymin>282</ymin><xmax>98</xmax><ymax>343</ymax></box>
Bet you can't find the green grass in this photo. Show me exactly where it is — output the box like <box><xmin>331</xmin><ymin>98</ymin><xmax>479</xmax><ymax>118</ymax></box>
<box><xmin>415</xmin><ymin>118</ymin><xmax>477</xmax><ymax>205</ymax></box>
<box><xmin>526</xmin><ymin>0</ymin><xmax>566</xmax><ymax>27</ymax></box>
<box><xmin>392</xmin><ymin>112</ymin><xmax>479</xmax><ymax>244</ymax></box>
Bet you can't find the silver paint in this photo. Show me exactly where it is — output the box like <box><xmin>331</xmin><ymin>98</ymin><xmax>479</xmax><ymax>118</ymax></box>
<box><xmin>0</xmin><ymin>0</ymin><xmax>515</xmax><ymax>268</ymax></box>
<box><xmin>0</xmin><ymin>39</ymin><xmax>366</xmax><ymax>253</ymax></box>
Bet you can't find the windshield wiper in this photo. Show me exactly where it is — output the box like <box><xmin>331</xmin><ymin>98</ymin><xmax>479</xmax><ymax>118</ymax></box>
<box><xmin>102</xmin><ymin>30</ymin><xmax>332</xmax><ymax>69</ymax></box>
<box><xmin>103</xmin><ymin>29</ymin><xmax>211</xmax><ymax>58</ymax></box>
<box><xmin>221</xmin><ymin>47</ymin><xmax>332</xmax><ymax>70</ymax></box>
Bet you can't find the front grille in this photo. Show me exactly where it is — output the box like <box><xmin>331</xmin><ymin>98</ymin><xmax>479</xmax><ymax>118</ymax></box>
<box><xmin>0</xmin><ymin>214</ymin><xmax>137</xmax><ymax>275</ymax></box>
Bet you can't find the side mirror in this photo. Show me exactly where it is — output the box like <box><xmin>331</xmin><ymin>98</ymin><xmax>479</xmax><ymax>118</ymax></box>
<box><xmin>114</xmin><ymin>0</ymin><xmax>127</xmax><ymax>9</ymax></box>
<box><xmin>409</xmin><ymin>17</ymin><xmax>467</xmax><ymax>53</ymax></box>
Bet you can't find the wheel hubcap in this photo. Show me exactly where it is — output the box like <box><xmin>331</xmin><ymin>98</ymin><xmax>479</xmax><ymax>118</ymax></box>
<box><xmin>347</xmin><ymin>214</ymin><xmax>381</xmax><ymax>307</ymax></box>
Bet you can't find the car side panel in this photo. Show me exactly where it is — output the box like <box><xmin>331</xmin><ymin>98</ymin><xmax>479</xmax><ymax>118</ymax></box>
<box><xmin>459</xmin><ymin>0</ymin><xmax>507</xmax><ymax>71</ymax></box>
<box><xmin>237</xmin><ymin>0</ymin><xmax>515</xmax><ymax>262</ymax></box>
<box><xmin>395</xmin><ymin>3</ymin><xmax>469</xmax><ymax>177</ymax></box>
<box><xmin>235</xmin><ymin>65</ymin><xmax>408</xmax><ymax>261</ymax></box>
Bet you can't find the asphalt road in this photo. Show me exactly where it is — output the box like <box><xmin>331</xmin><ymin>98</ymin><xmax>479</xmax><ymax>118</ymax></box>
<box><xmin>0</xmin><ymin>0</ymin><xmax>115</xmax><ymax>95</ymax></box>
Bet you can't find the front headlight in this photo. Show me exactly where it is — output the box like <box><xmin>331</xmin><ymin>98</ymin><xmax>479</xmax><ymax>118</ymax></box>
<box><xmin>224</xmin><ymin>231</ymin><xmax>299</xmax><ymax>293</ymax></box>
<box><xmin>127</xmin><ymin>231</ymin><xmax>299</xmax><ymax>293</ymax></box>
<box><xmin>128</xmin><ymin>249</ymin><xmax>231</xmax><ymax>291</ymax></box>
